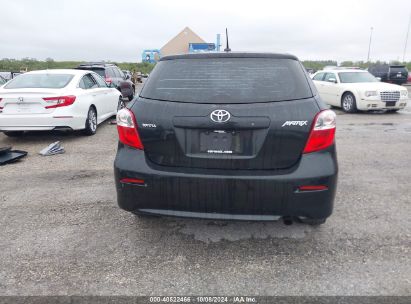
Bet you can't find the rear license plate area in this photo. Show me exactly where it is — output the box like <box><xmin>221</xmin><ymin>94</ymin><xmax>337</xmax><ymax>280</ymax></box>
<box><xmin>386</xmin><ymin>101</ymin><xmax>396</xmax><ymax>107</ymax></box>
<box><xmin>184</xmin><ymin>129</ymin><xmax>253</xmax><ymax>157</ymax></box>
<box><xmin>199</xmin><ymin>130</ymin><xmax>242</xmax><ymax>154</ymax></box>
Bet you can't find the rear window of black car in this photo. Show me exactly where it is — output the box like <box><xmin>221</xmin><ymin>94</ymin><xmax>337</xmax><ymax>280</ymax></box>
<box><xmin>78</xmin><ymin>67</ymin><xmax>106</xmax><ymax>77</ymax></box>
<box><xmin>390</xmin><ymin>66</ymin><xmax>407</xmax><ymax>73</ymax></box>
<box><xmin>140</xmin><ymin>58</ymin><xmax>312</xmax><ymax>103</ymax></box>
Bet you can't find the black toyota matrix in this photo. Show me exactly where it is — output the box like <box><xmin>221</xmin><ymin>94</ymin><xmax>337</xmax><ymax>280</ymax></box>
<box><xmin>114</xmin><ymin>53</ymin><xmax>338</xmax><ymax>225</ymax></box>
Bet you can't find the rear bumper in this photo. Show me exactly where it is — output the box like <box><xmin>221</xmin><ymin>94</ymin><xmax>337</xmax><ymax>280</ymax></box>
<box><xmin>120</xmin><ymin>86</ymin><xmax>133</xmax><ymax>98</ymax></box>
<box><xmin>0</xmin><ymin>114</ymin><xmax>86</xmax><ymax>131</ymax></box>
<box><xmin>114</xmin><ymin>145</ymin><xmax>338</xmax><ymax>220</ymax></box>
<box><xmin>387</xmin><ymin>79</ymin><xmax>407</xmax><ymax>85</ymax></box>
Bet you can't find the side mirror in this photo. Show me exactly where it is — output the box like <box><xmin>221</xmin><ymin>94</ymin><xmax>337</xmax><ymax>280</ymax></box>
<box><xmin>126</xmin><ymin>74</ymin><xmax>131</xmax><ymax>80</ymax></box>
<box><xmin>328</xmin><ymin>78</ymin><xmax>337</xmax><ymax>83</ymax></box>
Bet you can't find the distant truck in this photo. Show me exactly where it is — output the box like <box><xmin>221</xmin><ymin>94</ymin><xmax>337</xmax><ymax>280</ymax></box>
<box><xmin>368</xmin><ymin>64</ymin><xmax>409</xmax><ymax>85</ymax></box>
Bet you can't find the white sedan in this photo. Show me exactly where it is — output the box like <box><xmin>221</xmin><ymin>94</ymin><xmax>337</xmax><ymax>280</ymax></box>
<box><xmin>0</xmin><ymin>69</ymin><xmax>123</xmax><ymax>136</ymax></box>
<box><xmin>312</xmin><ymin>69</ymin><xmax>408</xmax><ymax>113</ymax></box>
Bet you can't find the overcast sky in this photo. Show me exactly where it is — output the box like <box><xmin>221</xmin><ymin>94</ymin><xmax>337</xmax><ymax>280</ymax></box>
<box><xmin>1</xmin><ymin>0</ymin><xmax>410</xmax><ymax>62</ymax></box>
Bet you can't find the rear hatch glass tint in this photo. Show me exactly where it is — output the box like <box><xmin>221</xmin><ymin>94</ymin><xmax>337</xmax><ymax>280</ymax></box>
<box><xmin>140</xmin><ymin>58</ymin><xmax>313</xmax><ymax>103</ymax></box>
<box><xmin>390</xmin><ymin>66</ymin><xmax>407</xmax><ymax>73</ymax></box>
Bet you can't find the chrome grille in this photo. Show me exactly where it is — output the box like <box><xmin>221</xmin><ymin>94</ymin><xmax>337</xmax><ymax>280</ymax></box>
<box><xmin>380</xmin><ymin>91</ymin><xmax>400</xmax><ymax>102</ymax></box>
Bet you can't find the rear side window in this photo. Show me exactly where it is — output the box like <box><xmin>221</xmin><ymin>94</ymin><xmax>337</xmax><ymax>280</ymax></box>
<box><xmin>4</xmin><ymin>73</ymin><xmax>74</xmax><ymax>89</ymax></box>
<box><xmin>313</xmin><ymin>72</ymin><xmax>325</xmax><ymax>81</ymax></box>
<box><xmin>116</xmin><ymin>68</ymin><xmax>125</xmax><ymax>78</ymax></box>
<box><xmin>324</xmin><ymin>73</ymin><xmax>337</xmax><ymax>82</ymax></box>
<box><xmin>108</xmin><ymin>67</ymin><xmax>118</xmax><ymax>78</ymax></box>
<box><xmin>92</xmin><ymin>73</ymin><xmax>108</xmax><ymax>87</ymax></box>
<box><xmin>80</xmin><ymin>74</ymin><xmax>98</xmax><ymax>89</ymax></box>
<box><xmin>140</xmin><ymin>58</ymin><xmax>313</xmax><ymax>103</ymax></box>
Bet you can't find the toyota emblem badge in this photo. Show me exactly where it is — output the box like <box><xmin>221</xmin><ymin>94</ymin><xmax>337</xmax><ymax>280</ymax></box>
<box><xmin>210</xmin><ymin>109</ymin><xmax>231</xmax><ymax>123</ymax></box>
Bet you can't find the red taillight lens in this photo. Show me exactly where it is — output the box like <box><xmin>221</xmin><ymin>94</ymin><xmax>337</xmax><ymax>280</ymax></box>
<box><xmin>43</xmin><ymin>96</ymin><xmax>76</xmax><ymax>109</ymax></box>
<box><xmin>120</xmin><ymin>178</ymin><xmax>145</xmax><ymax>185</ymax></box>
<box><xmin>298</xmin><ymin>185</ymin><xmax>328</xmax><ymax>191</ymax></box>
<box><xmin>303</xmin><ymin>110</ymin><xmax>336</xmax><ymax>154</ymax></box>
<box><xmin>105</xmin><ymin>77</ymin><xmax>112</xmax><ymax>84</ymax></box>
<box><xmin>116</xmin><ymin>108</ymin><xmax>144</xmax><ymax>150</ymax></box>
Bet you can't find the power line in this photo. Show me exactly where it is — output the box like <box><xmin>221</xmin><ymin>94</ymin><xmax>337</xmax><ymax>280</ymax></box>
<box><xmin>367</xmin><ymin>27</ymin><xmax>373</xmax><ymax>62</ymax></box>
<box><xmin>403</xmin><ymin>12</ymin><xmax>411</xmax><ymax>62</ymax></box>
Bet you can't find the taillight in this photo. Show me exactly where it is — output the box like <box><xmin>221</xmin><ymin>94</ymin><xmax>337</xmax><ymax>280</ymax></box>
<box><xmin>120</xmin><ymin>178</ymin><xmax>145</xmax><ymax>185</ymax></box>
<box><xmin>116</xmin><ymin>108</ymin><xmax>144</xmax><ymax>150</ymax></box>
<box><xmin>298</xmin><ymin>185</ymin><xmax>328</xmax><ymax>191</ymax></box>
<box><xmin>303</xmin><ymin>110</ymin><xmax>336</xmax><ymax>154</ymax></box>
<box><xmin>43</xmin><ymin>96</ymin><xmax>76</xmax><ymax>109</ymax></box>
<box><xmin>105</xmin><ymin>77</ymin><xmax>112</xmax><ymax>84</ymax></box>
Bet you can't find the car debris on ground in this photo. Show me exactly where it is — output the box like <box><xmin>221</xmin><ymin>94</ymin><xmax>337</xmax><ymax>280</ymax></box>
<box><xmin>0</xmin><ymin>146</ymin><xmax>27</xmax><ymax>165</ymax></box>
<box><xmin>39</xmin><ymin>141</ymin><xmax>65</xmax><ymax>156</ymax></box>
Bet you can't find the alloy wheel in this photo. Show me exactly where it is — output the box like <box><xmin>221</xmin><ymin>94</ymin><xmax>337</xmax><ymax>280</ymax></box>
<box><xmin>343</xmin><ymin>95</ymin><xmax>353</xmax><ymax>111</ymax></box>
<box><xmin>89</xmin><ymin>109</ymin><xmax>97</xmax><ymax>132</ymax></box>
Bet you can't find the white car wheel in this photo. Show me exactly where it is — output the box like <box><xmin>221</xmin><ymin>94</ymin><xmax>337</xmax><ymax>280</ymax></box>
<box><xmin>84</xmin><ymin>107</ymin><xmax>97</xmax><ymax>135</ymax></box>
<box><xmin>341</xmin><ymin>93</ymin><xmax>357</xmax><ymax>113</ymax></box>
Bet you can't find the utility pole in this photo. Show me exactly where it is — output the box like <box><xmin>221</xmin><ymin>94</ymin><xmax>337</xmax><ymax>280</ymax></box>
<box><xmin>367</xmin><ymin>27</ymin><xmax>373</xmax><ymax>62</ymax></box>
<box><xmin>403</xmin><ymin>12</ymin><xmax>411</xmax><ymax>62</ymax></box>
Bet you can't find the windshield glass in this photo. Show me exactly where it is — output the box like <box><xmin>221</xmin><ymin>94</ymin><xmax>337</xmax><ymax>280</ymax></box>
<box><xmin>4</xmin><ymin>73</ymin><xmax>74</xmax><ymax>89</ymax></box>
<box><xmin>338</xmin><ymin>72</ymin><xmax>378</xmax><ymax>83</ymax></box>
<box><xmin>140</xmin><ymin>58</ymin><xmax>312</xmax><ymax>103</ymax></box>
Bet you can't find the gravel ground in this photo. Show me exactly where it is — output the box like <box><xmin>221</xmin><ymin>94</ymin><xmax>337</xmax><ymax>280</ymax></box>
<box><xmin>0</xmin><ymin>85</ymin><xmax>410</xmax><ymax>296</ymax></box>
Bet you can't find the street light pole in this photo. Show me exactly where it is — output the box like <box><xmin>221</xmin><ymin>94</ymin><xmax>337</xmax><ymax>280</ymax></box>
<box><xmin>367</xmin><ymin>27</ymin><xmax>373</xmax><ymax>62</ymax></box>
<box><xmin>403</xmin><ymin>13</ymin><xmax>411</xmax><ymax>62</ymax></box>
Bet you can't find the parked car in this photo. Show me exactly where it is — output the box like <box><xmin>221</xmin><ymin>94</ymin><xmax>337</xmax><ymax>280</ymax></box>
<box><xmin>0</xmin><ymin>76</ymin><xmax>7</xmax><ymax>86</ymax></box>
<box><xmin>114</xmin><ymin>52</ymin><xmax>338</xmax><ymax>225</ymax></box>
<box><xmin>122</xmin><ymin>70</ymin><xmax>132</xmax><ymax>80</ymax></box>
<box><xmin>0</xmin><ymin>69</ymin><xmax>122</xmax><ymax>137</ymax></box>
<box><xmin>305</xmin><ymin>68</ymin><xmax>315</xmax><ymax>76</ymax></box>
<box><xmin>368</xmin><ymin>64</ymin><xmax>409</xmax><ymax>85</ymax></box>
<box><xmin>312</xmin><ymin>69</ymin><xmax>408</xmax><ymax>113</ymax></box>
<box><xmin>132</xmin><ymin>71</ymin><xmax>143</xmax><ymax>83</ymax></box>
<box><xmin>76</xmin><ymin>63</ymin><xmax>135</xmax><ymax>101</ymax></box>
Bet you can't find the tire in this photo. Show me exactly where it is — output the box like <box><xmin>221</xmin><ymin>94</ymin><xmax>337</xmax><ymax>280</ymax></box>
<box><xmin>341</xmin><ymin>92</ymin><xmax>358</xmax><ymax>113</ymax></box>
<box><xmin>117</xmin><ymin>97</ymin><xmax>126</xmax><ymax>111</ymax></box>
<box><xmin>386</xmin><ymin>109</ymin><xmax>399</xmax><ymax>113</ymax></box>
<box><xmin>3</xmin><ymin>131</ymin><xmax>24</xmax><ymax>137</ymax></box>
<box><xmin>83</xmin><ymin>106</ymin><xmax>97</xmax><ymax>136</ymax></box>
<box><xmin>299</xmin><ymin>218</ymin><xmax>326</xmax><ymax>226</ymax></box>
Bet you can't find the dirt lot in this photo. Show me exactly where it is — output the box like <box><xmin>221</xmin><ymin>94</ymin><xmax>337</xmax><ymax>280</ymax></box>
<box><xmin>0</xmin><ymin>85</ymin><xmax>410</xmax><ymax>296</ymax></box>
